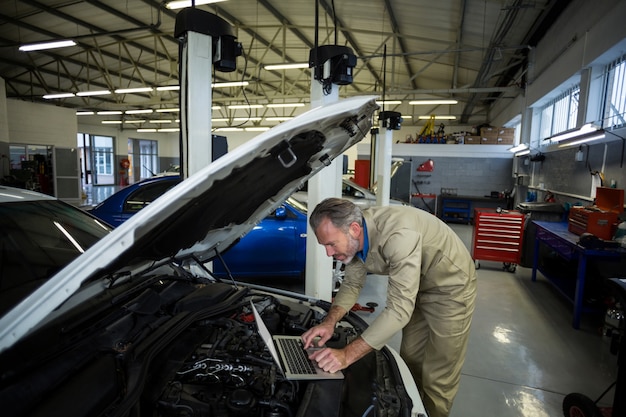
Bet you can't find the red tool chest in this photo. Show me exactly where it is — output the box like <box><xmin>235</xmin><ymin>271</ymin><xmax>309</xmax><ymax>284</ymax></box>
<box><xmin>472</xmin><ymin>208</ymin><xmax>525</xmax><ymax>272</ymax></box>
<box><xmin>568</xmin><ymin>187</ymin><xmax>624</xmax><ymax>240</ymax></box>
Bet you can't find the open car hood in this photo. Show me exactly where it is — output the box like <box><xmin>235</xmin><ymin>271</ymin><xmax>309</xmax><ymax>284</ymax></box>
<box><xmin>0</xmin><ymin>96</ymin><xmax>378</xmax><ymax>351</ymax></box>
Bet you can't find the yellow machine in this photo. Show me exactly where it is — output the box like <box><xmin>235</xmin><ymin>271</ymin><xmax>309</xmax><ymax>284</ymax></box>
<box><xmin>419</xmin><ymin>114</ymin><xmax>436</xmax><ymax>137</ymax></box>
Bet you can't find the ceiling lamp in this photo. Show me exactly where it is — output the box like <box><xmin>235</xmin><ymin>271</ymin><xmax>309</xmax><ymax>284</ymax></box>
<box><xmin>266</xmin><ymin>103</ymin><xmax>305</xmax><ymax>108</ymax></box>
<box><xmin>97</xmin><ymin>111</ymin><xmax>123</xmax><ymax>115</ymax></box>
<box><xmin>76</xmin><ymin>90</ymin><xmax>111</xmax><ymax>97</ymax></box>
<box><xmin>156</xmin><ymin>85</ymin><xmax>180</xmax><ymax>91</ymax></box>
<box><xmin>114</xmin><ymin>87</ymin><xmax>153</xmax><ymax>94</ymax></box>
<box><xmin>166</xmin><ymin>0</ymin><xmax>227</xmax><ymax>9</ymax></box>
<box><xmin>125</xmin><ymin>109</ymin><xmax>153</xmax><ymax>114</ymax></box>
<box><xmin>156</xmin><ymin>108</ymin><xmax>180</xmax><ymax>113</ymax></box>
<box><xmin>43</xmin><ymin>93</ymin><xmax>75</xmax><ymax>99</ymax></box>
<box><xmin>266</xmin><ymin>117</ymin><xmax>293</xmax><ymax>121</ymax></box>
<box><xmin>19</xmin><ymin>40</ymin><xmax>76</xmax><ymax>52</ymax></box>
<box><xmin>376</xmin><ymin>100</ymin><xmax>402</xmax><ymax>106</ymax></box>
<box><xmin>548</xmin><ymin>123</ymin><xmax>602</xmax><ymax>144</ymax></box>
<box><xmin>508</xmin><ymin>143</ymin><xmax>529</xmax><ymax>153</ymax></box>
<box><xmin>228</xmin><ymin>104</ymin><xmax>263</xmax><ymax>109</ymax></box>
<box><xmin>417</xmin><ymin>115</ymin><xmax>456</xmax><ymax>120</ymax></box>
<box><xmin>264</xmin><ymin>63</ymin><xmax>309</xmax><ymax>70</ymax></box>
<box><xmin>212</xmin><ymin>81</ymin><xmax>249</xmax><ymax>88</ymax></box>
<box><xmin>76</xmin><ymin>111</ymin><xmax>94</xmax><ymax>116</ymax></box>
<box><xmin>410</xmin><ymin>100</ymin><xmax>458</xmax><ymax>105</ymax></box>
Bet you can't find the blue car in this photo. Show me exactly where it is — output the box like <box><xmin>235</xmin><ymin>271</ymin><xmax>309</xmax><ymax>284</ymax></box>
<box><xmin>88</xmin><ymin>175</ymin><xmax>308</xmax><ymax>278</ymax></box>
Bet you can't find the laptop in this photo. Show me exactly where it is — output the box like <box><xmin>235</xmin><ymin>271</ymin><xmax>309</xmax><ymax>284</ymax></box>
<box><xmin>249</xmin><ymin>301</ymin><xmax>344</xmax><ymax>380</ymax></box>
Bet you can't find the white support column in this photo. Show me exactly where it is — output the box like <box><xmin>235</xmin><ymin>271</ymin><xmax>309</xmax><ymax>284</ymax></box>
<box><xmin>180</xmin><ymin>30</ymin><xmax>213</xmax><ymax>178</ymax></box>
<box><xmin>305</xmin><ymin>81</ymin><xmax>340</xmax><ymax>301</ymax></box>
<box><xmin>375</xmin><ymin>128</ymin><xmax>393</xmax><ymax>206</ymax></box>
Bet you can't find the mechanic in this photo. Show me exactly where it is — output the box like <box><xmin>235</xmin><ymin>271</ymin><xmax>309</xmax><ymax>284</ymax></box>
<box><xmin>301</xmin><ymin>197</ymin><xmax>477</xmax><ymax>417</ymax></box>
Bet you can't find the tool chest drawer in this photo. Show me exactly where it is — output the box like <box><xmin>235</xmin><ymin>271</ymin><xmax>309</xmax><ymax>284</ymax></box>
<box><xmin>472</xmin><ymin>208</ymin><xmax>525</xmax><ymax>266</ymax></box>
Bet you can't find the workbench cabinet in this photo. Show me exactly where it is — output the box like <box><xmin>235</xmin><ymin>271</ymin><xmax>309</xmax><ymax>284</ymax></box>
<box><xmin>471</xmin><ymin>208</ymin><xmax>525</xmax><ymax>272</ymax></box>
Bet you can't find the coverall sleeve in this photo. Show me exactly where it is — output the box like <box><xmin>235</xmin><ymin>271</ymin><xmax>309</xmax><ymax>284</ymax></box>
<box><xmin>360</xmin><ymin>229</ymin><xmax>422</xmax><ymax>350</ymax></box>
<box><xmin>332</xmin><ymin>259</ymin><xmax>368</xmax><ymax>315</ymax></box>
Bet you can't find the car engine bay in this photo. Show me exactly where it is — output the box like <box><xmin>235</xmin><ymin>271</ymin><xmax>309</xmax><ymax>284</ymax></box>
<box><xmin>0</xmin><ymin>275</ymin><xmax>411</xmax><ymax>417</ymax></box>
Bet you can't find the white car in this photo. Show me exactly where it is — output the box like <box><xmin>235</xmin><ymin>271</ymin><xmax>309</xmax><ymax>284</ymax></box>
<box><xmin>0</xmin><ymin>96</ymin><xmax>426</xmax><ymax>417</ymax></box>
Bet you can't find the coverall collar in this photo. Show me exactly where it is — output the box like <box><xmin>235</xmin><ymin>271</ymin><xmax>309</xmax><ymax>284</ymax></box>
<box><xmin>356</xmin><ymin>217</ymin><xmax>369</xmax><ymax>262</ymax></box>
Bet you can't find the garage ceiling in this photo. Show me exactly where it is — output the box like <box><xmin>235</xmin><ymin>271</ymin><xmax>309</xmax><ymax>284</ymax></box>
<box><xmin>0</xmin><ymin>0</ymin><xmax>571</xmax><ymax>128</ymax></box>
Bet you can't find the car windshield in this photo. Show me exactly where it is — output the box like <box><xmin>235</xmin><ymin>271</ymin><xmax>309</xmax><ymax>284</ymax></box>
<box><xmin>0</xmin><ymin>200</ymin><xmax>111</xmax><ymax>316</ymax></box>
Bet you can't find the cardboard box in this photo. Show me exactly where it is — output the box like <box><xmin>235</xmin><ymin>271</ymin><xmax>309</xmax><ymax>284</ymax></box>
<box><xmin>464</xmin><ymin>135</ymin><xmax>481</xmax><ymax>145</ymax></box>
<box><xmin>480</xmin><ymin>127</ymin><xmax>515</xmax><ymax>145</ymax></box>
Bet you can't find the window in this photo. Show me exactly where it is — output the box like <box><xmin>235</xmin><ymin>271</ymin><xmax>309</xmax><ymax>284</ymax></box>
<box><xmin>538</xmin><ymin>86</ymin><xmax>580</xmax><ymax>140</ymax></box>
<box><xmin>603</xmin><ymin>54</ymin><xmax>626</xmax><ymax>129</ymax></box>
<box><xmin>128</xmin><ymin>139</ymin><xmax>158</xmax><ymax>180</ymax></box>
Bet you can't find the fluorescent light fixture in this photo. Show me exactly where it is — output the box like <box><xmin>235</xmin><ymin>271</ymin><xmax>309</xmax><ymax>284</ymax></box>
<box><xmin>417</xmin><ymin>115</ymin><xmax>456</xmax><ymax>120</ymax></box>
<box><xmin>97</xmin><ymin>110</ymin><xmax>123</xmax><ymax>115</ymax></box>
<box><xmin>401</xmin><ymin>115</ymin><xmax>412</xmax><ymax>119</ymax></box>
<box><xmin>137</xmin><ymin>128</ymin><xmax>157</xmax><ymax>133</ymax></box>
<box><xmin>557</xmin><ymin>132</ymin><xmax>605</xmax><ymax>148</ymax></box>
<box><xmin>245</xmin><ymin>127</ymin><xmax>271</xmax><ymax>132</ymax></box>
<box><xmin>19</xmin><ymin>40</ymin><xmax>76</xmax><ymax>52</ymax></box>
<box><xmin>215</xmin><ymin>127</ymin><xmax>244</xmax><ymax>132</ymax></box>
<box><xmin>76</xmin><ymin>90</ymin><xmax>110</xmax><ymax>97</ymax></box>
<box><xmin>515</xmin><ymin>149</ymin><xmax>531</xmax><ymax>156</ymax></box>
<box><xmin>148</xmin><ymin>120</ymin><xmax>172</xmax><ymax>124</ymax></box>
<box><xmin>265</xmin><ymin>117</ymin><xmax>293</xmax><ymax>121</ymax></box>
<box><xmin>211</xmin><ymin>118</ymin><xmax>229</xmax><ymax>122</ymax></box>
<box><xmin>213</xmin><ymin>81</ymin><xmax>249</xmax><ymax>88</ymax></box>
<box><xmin>264</xmin><ymin>63</ymin><xmax>309</xmax><ymax>70</ymax></box>
<box><xmin>212</xmin><ymin>106</ymin><xmax>222</xmax><ymax>110</ymax></box>
<box><xmin>410</xmin><ymin>99</ymin><xmax>458</xmax><ymax>105</ymax></box>
<box><xmin>166</xmin><ymin>0</ymin><xmax>226</xmax><ymax>10</ymax></box>
<box><xmin>158</xmin><ymin>128</ymin><xmax>180</xmax><ymax>132</ymax></box>
<box><xmin>266</xmin><ymin>103</ymin><xmax>306</xmax><ymax>108</ymax></box>
<box><xmin>102</xmin><ymin>120</ymin><xmax>122</xmax><ymax>124</ymax></box>
<box><xmin>376</xmin><ymin>100</ymin><xmax>402</xmax><ymax>105</ymax></box>
<box><xmin>508</xmin><ymin>143</ymin><xmax>529</xmax><ymax>153</ymax></box>
<box><xmin>76</xmin><ymin>111</ymin><xmax>95</xmax><ymax>116</ymax></box>
<box><xmin>125</xmin><ymin>109</ymin><xmax>153</xmax><ymax>114</ymax></box>
<box><xmin>114</xmin><ymin>87</ymin><xmax>153</xmax><ymax>94</ymax></box>
<box><xmin>548</xmin><ymin>123</ymin><xmax>601</xmax><ymax>143</ymax></box>
<box><xmin>156</xmin><ymin>108</ymin><xmax>180</xmax><ymax>112</ymax></box>
<box><xmin>43</xmin><ymin>93</ymin><xmax>75</xmax><ymax>99</ymax></box>
<box><xmin>156</xmin><ymin>85</ymin><xmax>180</xmax><ymax>91</ymax></box>
<box><xmin>124</xmin><ymin>119</ymin><xmax>146</xmax><ymax>123</ymax></box>
<box><xmin>228</xmin><ymin>104</ymin><xmax>263</xmax><ymax>109</ymax></box>
<box><xmin>233</xmin><ymin>117</ymin><xmax>262</xmax><ymax>121</ymax></box>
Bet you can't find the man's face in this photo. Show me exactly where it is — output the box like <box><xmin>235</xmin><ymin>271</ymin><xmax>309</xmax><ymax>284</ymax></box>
<box><xmin>314</xmin><ymin>218</ymin><xmax>361</xmax><ymax>263</ymax></box>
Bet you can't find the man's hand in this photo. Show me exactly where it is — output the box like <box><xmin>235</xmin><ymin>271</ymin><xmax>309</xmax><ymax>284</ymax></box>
<box><xmin>301</xmin><ymin>305</ymin><xmax>347</xmax><ymax>349</ymax></box>
<box><xmin>301</xmin><ymin>321</ymin><xmax>335</xmax><ymax>349</ymax></box>
<box><xmin>307</xmin><ymin>337</ymin><xmax>373</xmax><ymax>374</ymax></box>
<box><xmin>308</xmin><ymin>347</ymin><xmax>347</xmax><ymax>373</ymax></box>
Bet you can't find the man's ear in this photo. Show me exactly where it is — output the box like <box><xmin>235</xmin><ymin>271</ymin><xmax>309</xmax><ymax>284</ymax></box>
<box><xmin>348</xmin><ymin>221</ymin><xmax>361</xmax><ymax>238</ymax></box>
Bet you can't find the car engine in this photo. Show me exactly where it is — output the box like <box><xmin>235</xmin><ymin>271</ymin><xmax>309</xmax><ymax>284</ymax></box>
<box><xmin>154</xmin><ymin>296</ymin><xmax>359</xmax><ymax>417</ymax></box>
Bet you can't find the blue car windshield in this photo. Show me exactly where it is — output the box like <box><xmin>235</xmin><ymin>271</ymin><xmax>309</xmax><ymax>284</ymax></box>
<box><xmin>0</xmin><ymin>200</ymin><xmax>111</xmax><ymax>316</ymax></box>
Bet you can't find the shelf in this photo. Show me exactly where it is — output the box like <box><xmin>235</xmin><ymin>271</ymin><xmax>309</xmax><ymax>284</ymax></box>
<box><xmin>356</xmin><ymin>143</ymin><xmax>514</xmax><ymax>159</ymax></box>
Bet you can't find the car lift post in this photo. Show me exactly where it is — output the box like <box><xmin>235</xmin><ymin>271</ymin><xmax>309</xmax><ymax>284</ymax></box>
<box><xmin>174</xmin><ymin>8</ymin><xmax>241</xmax><ymax>178</ymax></box>
<box><xmin>305</xmin><ymin>45</ymin><xmax>356</xmax><ymax>301</ymax></box>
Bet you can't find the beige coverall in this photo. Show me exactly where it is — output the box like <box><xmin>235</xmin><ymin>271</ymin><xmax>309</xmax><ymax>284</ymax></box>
<box><xmin>332</xmin><ymin>205</ymin><xmax>477</xmax><ymax>417</ymax></box>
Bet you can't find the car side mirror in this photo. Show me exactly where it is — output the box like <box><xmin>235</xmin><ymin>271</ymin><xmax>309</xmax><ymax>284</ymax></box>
<box><xmin>275</xmin><ymin>206</ymin><xmax>287</xmax><ymax>219</ymax></box>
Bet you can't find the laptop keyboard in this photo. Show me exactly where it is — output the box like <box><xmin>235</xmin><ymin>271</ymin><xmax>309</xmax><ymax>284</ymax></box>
<box><xmin>278</xmin><ymin>338</ymin><xmax>317</xmax><ymax>375</ymax></box>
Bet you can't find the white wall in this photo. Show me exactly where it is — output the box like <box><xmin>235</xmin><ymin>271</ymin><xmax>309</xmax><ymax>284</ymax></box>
<box><xmin>7</xmin><ymin>99</ymin><xmax>77</xmax><ymax>147</ymax></box>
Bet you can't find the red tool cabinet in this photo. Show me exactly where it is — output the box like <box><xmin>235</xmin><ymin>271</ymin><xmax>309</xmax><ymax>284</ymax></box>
<box><xmin>471</xmin><ymin>208</ymin><xmax>525</xmax><ymax>272</ymax></box>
